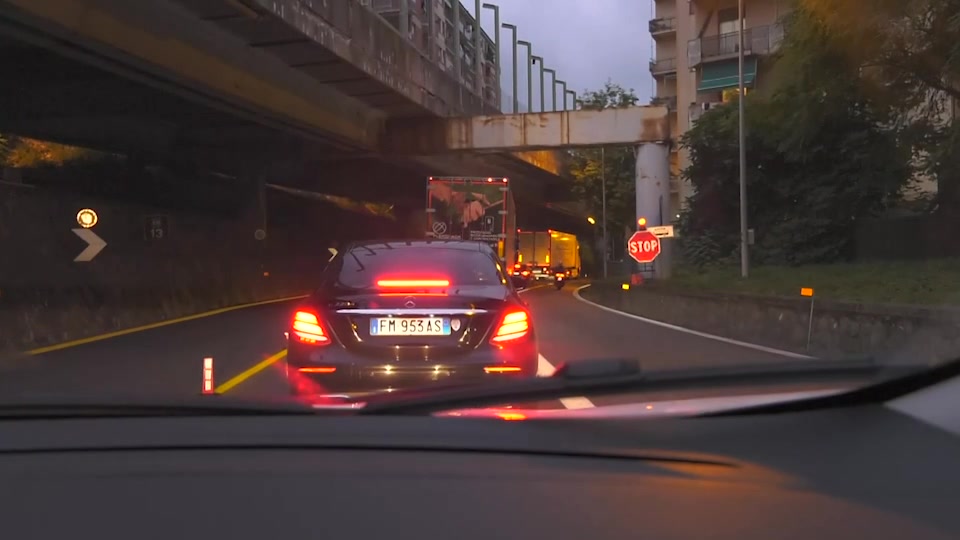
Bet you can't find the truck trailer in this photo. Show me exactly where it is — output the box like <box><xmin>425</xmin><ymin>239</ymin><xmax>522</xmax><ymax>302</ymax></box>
<box><xmin>425</xmin><ymin>176</ymin><xmax>517</xmax><ymax>268</ymax></box>
<box><xmin>515</xmin><ymin>229</ymin><xmax>580</xmax><ymax>279</ymax></box>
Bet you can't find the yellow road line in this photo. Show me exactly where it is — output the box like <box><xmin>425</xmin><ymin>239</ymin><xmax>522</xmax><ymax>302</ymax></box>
<box><xmin>26</xmin><ymin>295</ymin><xmax>308</xmax><ymax>355</ymax></box>
<box><xmin>216</xmin><ymin>349</ymin><xmax>287</xmax><ymax>394</ymax></box>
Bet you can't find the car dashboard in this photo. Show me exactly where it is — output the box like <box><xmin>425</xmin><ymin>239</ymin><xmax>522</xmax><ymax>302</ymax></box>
<box><xmin>1</xmin><ymin>391</ymin><xmax>959</xmax><ymax>540</ymax></box>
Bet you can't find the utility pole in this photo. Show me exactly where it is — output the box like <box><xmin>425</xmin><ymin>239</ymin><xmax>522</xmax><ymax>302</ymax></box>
<box><xmin>737</xmin><ymin>0</ymin><xmax>749</xmax><ymax>278</ymax></box>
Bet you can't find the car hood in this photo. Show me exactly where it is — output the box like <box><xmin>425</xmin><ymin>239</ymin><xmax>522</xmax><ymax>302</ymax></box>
<box><xmin>433</xmin><ymin>387</ymin><xmax>850</xmax><ymax>419</ymax></box>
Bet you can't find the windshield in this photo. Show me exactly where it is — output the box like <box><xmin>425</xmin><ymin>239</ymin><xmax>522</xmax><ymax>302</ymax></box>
<box><xmin>1</xmin><ymin>0</ymin><xmax>958</xmax><ymax>416</ymax></box>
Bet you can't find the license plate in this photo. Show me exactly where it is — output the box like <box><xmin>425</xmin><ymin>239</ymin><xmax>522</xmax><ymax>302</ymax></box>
<box><xmin>370</xmin><ymin>317</ymin><xmax>451</xmax><ymax>336</ymax></box>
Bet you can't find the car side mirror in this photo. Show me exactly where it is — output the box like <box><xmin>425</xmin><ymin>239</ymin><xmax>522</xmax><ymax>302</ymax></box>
<box><xmin>510</xmin><ymin>275</ymin><xmax>527</xmax><ymax>290</ymax></box>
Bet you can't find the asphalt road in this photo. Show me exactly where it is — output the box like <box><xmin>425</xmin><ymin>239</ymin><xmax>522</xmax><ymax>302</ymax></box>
<box><xmin>0</xmin><ymin>283</ymin><xmax>819</xmax><ymax>408</ymax></box>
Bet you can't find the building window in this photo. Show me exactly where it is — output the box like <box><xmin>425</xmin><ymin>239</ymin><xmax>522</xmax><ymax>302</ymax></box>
<box><xmin>721</xmin><ymin>87</ymin><xmax>749</xmax><ymax>102</ymax></box>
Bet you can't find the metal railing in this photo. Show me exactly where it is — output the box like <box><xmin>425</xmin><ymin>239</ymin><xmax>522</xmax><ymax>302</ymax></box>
<box><xmin>649</xmin><ymin>17</ymin><xmax>676</xmax><ymax>35</ymax></box>
<box><xmin>651</xmin><ymin>95</ymin><xmax>678</xmax><ymax>110</ymax></box>
<box><xmin>649</xmin><ymin>57</ymin><xmax>677</xmax><ymax>75</ymax></box>
<box><xmin>688</xmin><ymin>23</ymin><xmax>785</xmax><ymax>66</ymax></box>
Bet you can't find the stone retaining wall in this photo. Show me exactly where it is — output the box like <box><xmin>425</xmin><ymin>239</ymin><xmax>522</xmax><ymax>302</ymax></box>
<box><xmin>581</xmin><ymin>282</ymin><xmax>960</xmax><ymax>365</ymax></box>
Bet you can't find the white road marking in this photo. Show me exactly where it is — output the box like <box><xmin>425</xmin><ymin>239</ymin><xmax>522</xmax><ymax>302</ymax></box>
<box><xmin>573</xmin><ymin>284</ymin><xmax>816</xmax><ymax>360</ymax></box>
<box><xmin>537</xmin><ymin>354</ymin><xmax>595</xmax><ymax>409</ymax></box>
<box><xmin>520</xmin><ymin>284</ymin><xmax>596</xmax><ymax>409</ymax></box>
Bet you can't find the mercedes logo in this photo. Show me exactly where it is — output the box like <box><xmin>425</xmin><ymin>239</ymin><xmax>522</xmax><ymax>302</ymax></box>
<box><xmin>403</xmin><ymin>297</ymin><xmax>416</xmax><ymax>308</ymax></box>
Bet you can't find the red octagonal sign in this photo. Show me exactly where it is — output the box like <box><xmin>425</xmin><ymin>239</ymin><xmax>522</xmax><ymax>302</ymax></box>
<box><xmin>627</xmin><ymin>230</ymin><xmax>661</xmax><ymax>264</ymax></box>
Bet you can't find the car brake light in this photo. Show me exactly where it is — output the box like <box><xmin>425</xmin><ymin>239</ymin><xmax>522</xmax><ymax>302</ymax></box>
<box><xmin>491</xmin><ymin>309</ymin><xmax>530</xmax><ymax>343</ymax></box>
<box><xmin>292</xmin><ymin>310</ymin><xmax>329</xmax><ymax>345</ymax></box>
<box><xmin>376</xmin><ymin>279</ymin><xmax>450</xmax><ymax>288</ymax></box>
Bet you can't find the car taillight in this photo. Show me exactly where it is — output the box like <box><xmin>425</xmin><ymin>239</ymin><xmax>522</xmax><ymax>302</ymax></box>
<box><xmin>491</xmin><ymin>309</ymin><xmax>530</xmax><ymax>343</ymax></box>
<box><xmin>292</xmin><ymin>310</ymin><xmax>329</xmax><ymax>345</ymax></box>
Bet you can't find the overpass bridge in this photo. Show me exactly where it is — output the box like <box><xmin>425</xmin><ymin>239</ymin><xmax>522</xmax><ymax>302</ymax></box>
<box><xmin>0</xmin><ymin>0</ymin><xmax>568</xmax><ymax>208</ymax></box>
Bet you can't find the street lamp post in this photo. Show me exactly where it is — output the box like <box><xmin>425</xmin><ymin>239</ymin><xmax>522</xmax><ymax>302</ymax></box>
<box><xmin>482</xmin><ymin>4</ymin><xmax>501</xmax><ymax>109</ymax></box>
<box><xmin>532</xmin><ymin>55</ymin><xmax>545</xmax><ymax>112</ymax></box>
<box><xmin>601</xmin><ymin>146</ymin><xmax>608</xmax><ymax>279</ymax></box>
<box><xmin>518</xmin><ymin>40</ymin><xmax>533</xmax><ymax>113</ymax></box>
<box><xmin>737</xmin><ymin>0</ymin><xmax>749</xmax><ymax>278</ymax></box>
<box><xmin>502</xmin><ymin>23</ymin><xmax>518</xmax><ymax>113</ymax></box>
<box><xmin>399</xmin><ymin>0</ymin><xmax>409</xmax><ymax>38</ymax></box>
<box><xmin>474</xmin><ymin>0</ymin><xmax>483</xmax><ymax>98</ymax></box>
<box><xmin>543</xmin><ymin>68</ymin><xmax>556</xmax><ymax>111</ymax></box>
<box><xmin>453</xmin><ymin>0</ymin><xmax>461</xmax><ymax>81</ymax></box>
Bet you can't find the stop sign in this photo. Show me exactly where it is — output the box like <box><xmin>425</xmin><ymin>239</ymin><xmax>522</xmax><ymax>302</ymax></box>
<box><xmin>627</xmin><ymin>230</ymin><xmax>661</xmax><ymax>264</ymax></box>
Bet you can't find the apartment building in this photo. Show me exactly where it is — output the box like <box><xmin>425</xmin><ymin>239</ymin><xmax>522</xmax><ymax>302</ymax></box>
<box><xmin>364</xmin><ymin>0</ymin><xmax>500</xmax><ymax>109</ymax></box>
<box><xmin>650</xmin><ymin>0</ymin><xmax>791</xmax><ymax>214</ymax></box>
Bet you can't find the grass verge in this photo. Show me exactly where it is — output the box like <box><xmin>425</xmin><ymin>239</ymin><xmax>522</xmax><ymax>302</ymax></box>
<box><xmin>633</xmin><ymin>259</ymin><xmax>960</xmax><ymax>306</ymax></box>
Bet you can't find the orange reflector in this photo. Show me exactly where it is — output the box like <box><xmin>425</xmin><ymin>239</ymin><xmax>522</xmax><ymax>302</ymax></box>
<box><xmin>801</xmin><ymin>287</ymin><xmax>814</xmax><ymax>297</ymax></box>
<box><xmin>202</xmin><ymin>357</ymin><xmax>214</xmax><ymax>395</ymax></box>
<box><xmin>491</xmin><ymin>310</ymin><xmax>530</xmax><ymax>343</ymax></box>
<box><xmin>298</xmin><ymin>366</ymin><xmax>337</xmax><ymax>374</ymax></box>
<box><xmin>484</xmin><ymin>366</ymin><xmax>522</xmax><ymax>374</ymax></box>
<box><xmin>376</xmin><ymin>279</ymin><xmax>450</xmax><ymax>288</ymax></box>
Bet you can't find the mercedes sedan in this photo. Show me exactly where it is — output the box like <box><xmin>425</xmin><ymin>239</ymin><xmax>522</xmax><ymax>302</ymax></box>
<box><xmin>285</xmin><ymin>240</ymin><xmax>538</xmax><ymax>396</ymax></box>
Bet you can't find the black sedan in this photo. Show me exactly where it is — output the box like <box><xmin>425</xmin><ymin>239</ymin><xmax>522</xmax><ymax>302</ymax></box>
<box><xmin>285</xmin><ymin>240</ymin><xmax>538</xmax><ymax>396</ymax></box>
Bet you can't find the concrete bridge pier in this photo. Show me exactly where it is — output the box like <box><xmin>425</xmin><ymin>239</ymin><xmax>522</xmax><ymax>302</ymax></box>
<box><xmin>635</xmin><ymin>142</ymin><xmax>672</xmax><ymax>280</ymax></box>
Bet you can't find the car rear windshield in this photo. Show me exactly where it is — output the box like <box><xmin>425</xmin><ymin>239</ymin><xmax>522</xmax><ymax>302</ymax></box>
<box><xmin>335</xmin><ymin>246</ymin><xmax>503</xmax><ymax>289</ymax></box>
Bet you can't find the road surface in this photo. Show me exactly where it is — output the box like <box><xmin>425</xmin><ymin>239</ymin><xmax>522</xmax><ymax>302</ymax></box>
<box><xmin>0</xmin><ymin>283</ymin><xmax>816</xmax><ymax>408</ymax></box>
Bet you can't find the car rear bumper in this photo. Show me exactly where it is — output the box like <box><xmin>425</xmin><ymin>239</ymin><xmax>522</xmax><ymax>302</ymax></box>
<box><xmin>285</xmin><ymin>340</ymin><xmax>538</xmax><ymax>395</ymax></box>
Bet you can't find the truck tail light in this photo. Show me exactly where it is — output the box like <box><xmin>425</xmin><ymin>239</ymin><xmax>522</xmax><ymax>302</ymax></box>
<box><xmin>491</xmin><ymin>309</ymin><xmax>530</xmax><ymax>344</ymax></box>
<box><xmin>292</xmin><ymin>310</ymin><xmax>330</xmax><ymax>345</ymax></box>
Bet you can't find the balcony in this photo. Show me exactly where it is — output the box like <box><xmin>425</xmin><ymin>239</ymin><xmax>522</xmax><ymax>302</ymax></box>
<box><xmin>651</xmin><ymin>95</ymin><xmax>678</xmax><ymax>110</ymax></box>
<box><xmin>688</xmin><ymin>23</ymin><xmax>784</xmax><ymax>67</ymax></box>
<box><xmin>649</xmin><ymin>57</ymin><xmax>677</xmax><ymax>76</ymax></box>
<box><xmin>649</xmin><ymin>17</ymin><xmax>677</xmax><ymax>37</ymax></box>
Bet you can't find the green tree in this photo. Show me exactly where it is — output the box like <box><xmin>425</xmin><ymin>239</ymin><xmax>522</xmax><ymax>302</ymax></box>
<box><xmin>5</xmin><ymin>137</ymin><xmax>95</xmax><ymax>167</ymax></box>
<box><xmin>798</xmin><ymin>0</ymin><xmax>960</xmax><ymax>212</ymax></box>
<box><xmin>567</xmin><ymin>81</ymin><xmax>639</xmax><ymax>253</ymax></box>
<box><xmin>679</xmin><ymin>7</ymin><xmax>911</xmax><ymax>266</ymax></box>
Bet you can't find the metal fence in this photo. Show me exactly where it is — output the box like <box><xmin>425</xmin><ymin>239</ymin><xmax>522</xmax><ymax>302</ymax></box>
<box><xmin>648</xmin><ymin>17</ymin><xmax>676</xmax><ymax>34</ymax></box>
<box><xmin>649</xmin><ymin>57</ymin><xmax>677</xmax><ymax>74</ymax></box>
<box><xmin>651</xmin><ymin>95</ymin><xmax>677</xmax><ymax>110</ymax></box>
<box><xmin>688</xmin><ymin>23</ymin><xmax>785</xmax><ymax>66</ymax></box>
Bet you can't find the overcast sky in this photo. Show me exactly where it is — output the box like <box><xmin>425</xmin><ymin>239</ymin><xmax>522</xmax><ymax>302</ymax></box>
<box><xmin>464</xmin><ymin>0</ymin><xmax>655</xmax><ymax>109</ymax></box>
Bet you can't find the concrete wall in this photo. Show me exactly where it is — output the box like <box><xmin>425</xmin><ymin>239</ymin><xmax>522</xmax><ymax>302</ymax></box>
<box><xmin>582</xmin><ymin>282</ymin><xmax>960</xmax><ymax>366</ymax></box>
<box><xmin>0</xmin><ymin>179</ymin><xmax>398</xmax><ymax>355</ymax></box>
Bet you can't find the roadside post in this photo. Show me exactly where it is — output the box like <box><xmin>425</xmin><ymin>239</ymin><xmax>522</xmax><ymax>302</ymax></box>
<box><xmin>801</xmin><ymin>288</ymin><xmax>815</xmax><ymax>350</ymax></box>
<box><xmin>202</xmin><ymin>357</ymin><xmax>215</xmax><ymax>395</ymax></box>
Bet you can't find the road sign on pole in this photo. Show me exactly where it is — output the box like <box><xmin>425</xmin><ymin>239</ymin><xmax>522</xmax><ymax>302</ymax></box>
<box><xmin>648</xmin><ymin>225</ymin><xmax>675</xmax><ymax>238</ymax></box>
<box><xmin>627</xmin><ymin>230</ymin><xmax>661</xmax><ymax>264</ymax></box>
